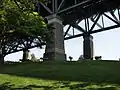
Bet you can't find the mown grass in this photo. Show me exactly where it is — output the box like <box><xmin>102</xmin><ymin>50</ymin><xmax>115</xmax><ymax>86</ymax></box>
<box><xmin>0</xmin><ymin>60</ymin><xmax>120</xmax><ymax>90</ymax></box>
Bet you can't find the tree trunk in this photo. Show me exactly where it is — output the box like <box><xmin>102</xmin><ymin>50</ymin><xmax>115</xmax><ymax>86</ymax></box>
<box><xmin>22</xmin><ymin>49</ymin><xmax>29</xmax><ymax>62</ymax></box>
<box><xmin>0</xmin><ymin>54</ymin><xmax>4</xmax><ymax>64</ymax></box>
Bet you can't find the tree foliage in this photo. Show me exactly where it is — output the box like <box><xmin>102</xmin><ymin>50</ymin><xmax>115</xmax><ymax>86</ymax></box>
<box><xmin>0</xmin><ymin>0</ymin><xmax>53</xmax><ymax>59</ymax></box>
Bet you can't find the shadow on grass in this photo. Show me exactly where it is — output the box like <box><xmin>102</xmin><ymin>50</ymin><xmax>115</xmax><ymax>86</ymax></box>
<box><xmin>0</xmin><ymin>82</ymin><xmax>53</xmax><ymax>90</ymax></box>
<box><xmin>0</xmin><ymin>82</ymin><xmax>119</xmax><ymax>90</ymax></box>
<box><xmin>1</xmin><ymin>61</ymin><xmax>120</xmax><ymax>85</ymax></box>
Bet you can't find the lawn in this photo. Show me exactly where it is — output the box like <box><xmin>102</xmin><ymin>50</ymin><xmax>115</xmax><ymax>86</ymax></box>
<box><xmin>0</xmin><ymin>60</ymin><xmax>120</xmax><ymax>90</ymax></box>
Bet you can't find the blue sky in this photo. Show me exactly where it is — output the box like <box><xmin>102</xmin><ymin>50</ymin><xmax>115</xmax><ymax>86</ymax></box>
<box><xmin>5</xmin><ymin>11</ymin><xmax>120</xmax><ymax>61</ymax></box>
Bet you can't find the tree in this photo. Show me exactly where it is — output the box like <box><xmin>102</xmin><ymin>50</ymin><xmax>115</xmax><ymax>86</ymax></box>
<box><xmin>0</xmin><ymin>0</ymin><xmax>53</xmax><ymax>64</ymax></box>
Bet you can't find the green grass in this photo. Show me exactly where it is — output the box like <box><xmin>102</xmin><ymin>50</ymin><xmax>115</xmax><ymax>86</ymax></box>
<box><xmin>0</xmin><ymin>60</ymin><xmax>120</xmax><ymax>90</ymax></box>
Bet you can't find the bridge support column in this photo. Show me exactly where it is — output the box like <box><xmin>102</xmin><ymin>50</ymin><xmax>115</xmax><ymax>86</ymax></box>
<box><xmin>22</xmin><ymin>49</ymin><xmax>29</xmax><ymax>61</ymax></box>
<box><xmin>83</xmin><ymin>35</ymin><xmax>94</xmax><ymax>60</ymax></box>
<box><xmin>0</xmin><ymin>54</ymin><xmax>4</xmax><ymax>64</ymax></box>
<box><xmin>44</xmin><ymin>15</ymin><xmax>66</xmax><ymax>61</ymax></box>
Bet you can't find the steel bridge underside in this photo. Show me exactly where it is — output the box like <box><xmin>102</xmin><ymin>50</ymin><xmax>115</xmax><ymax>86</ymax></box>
<box><xmin>37</xmin><ymin>0</ymin><xmax>120</xmax><ymax>39</ymax></box>
<box><xmin>60</xmin><ymin>0</ymin><xmax>120</xmax><ymax>40</ymax></box>
<box><xmin>5</xmin><ymin>0</ymin><xmax>120</xmax><ymax>59</ymax></box>
<box><xmin>38</xmin><ymin>0</ymin><xmax>120</xmax><ymax>60</ymax></box>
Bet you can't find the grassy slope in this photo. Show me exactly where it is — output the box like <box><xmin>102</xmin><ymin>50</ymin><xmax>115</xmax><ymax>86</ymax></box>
<box><xmin>0</xmin><ymin>60</ymin><xmax>120</xmax><ymax>90</ymax></box>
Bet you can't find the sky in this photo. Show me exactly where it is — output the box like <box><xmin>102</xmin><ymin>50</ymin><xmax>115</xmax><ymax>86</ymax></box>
<box><xmin>5</xmin><ymin>27</ymin><xmax>120</xmax><ymax>61</ymax></box>
<box><xmin>5</xmin><ymin>11</ymin><xmax>120</xmax><ymax>61</ymax></box>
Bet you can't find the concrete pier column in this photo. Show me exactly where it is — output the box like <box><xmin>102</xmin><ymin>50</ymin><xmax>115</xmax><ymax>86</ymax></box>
<box><xmin>0</xmin><ymin>54</ymin><xmax>4</xmax><ymax>64</ymax></box>
<box><xmin>22</xmin><ymin>49</ymin><xmax>30</xmax><ymax>61</ymax></box>
<box><xmin>44</xmin><ymin>15</ymin><xmax>66</xmax><ymax>61</ymax></box>
<box><xmin>83</xmin><ymin>35</ymin><xmax>94</xmax><ymax>59</ymax></box>
<box><xmin>0</xmin><ymin>49</ymin><xmax>4</xmax><ymax>64</ymax></box>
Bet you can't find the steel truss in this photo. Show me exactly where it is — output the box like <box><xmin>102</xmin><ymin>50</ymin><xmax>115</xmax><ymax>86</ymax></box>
<box><xmin>38</xmin><ymin>0</ymin><xmax>120</xmax><ymax>23</ymax></box>
<box><xmin>64</xmin><ymin>8</ymin><xmax>120</xmax><ymax>40</ymax></box>
<box><xmin>37</xmin><ymin>0</ymin><xmax>120</xmax><ymax>40</ymax></box>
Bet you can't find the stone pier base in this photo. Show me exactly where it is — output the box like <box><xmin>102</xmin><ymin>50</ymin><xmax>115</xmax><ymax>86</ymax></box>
<box><xmin>44</xmin><ymin>15</ymin><xmax>66</xmax><ymax>61</ymax></box>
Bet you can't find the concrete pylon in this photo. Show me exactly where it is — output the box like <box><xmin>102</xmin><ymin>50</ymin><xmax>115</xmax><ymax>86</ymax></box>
<box><xmin>44</xmin><ymin>15</ymin><xmax>66</xmax><ymax>61</ymax></box>
<box><xmin>83</xmin><ymin>35</ymin><xmax>94</xmax><ymax>59</ymax></box>
<box><xmin>22</xmin><ymin>49</ymin><xmax>30</xmax><ymax>61</ymax></box>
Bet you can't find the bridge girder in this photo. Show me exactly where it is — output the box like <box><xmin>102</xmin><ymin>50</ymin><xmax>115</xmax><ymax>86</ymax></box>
<box><xmin>64</xmin><ymin>8</ymin><xmax>120</xmax><ymax>40</ymax></box>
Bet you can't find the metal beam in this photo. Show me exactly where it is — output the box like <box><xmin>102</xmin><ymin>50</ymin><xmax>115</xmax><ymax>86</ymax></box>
<box><xmin>57</xmin><ymin>0</ymin><xmax>65</xmax><ymax>11</ymax></box>
<box><xmin>110</xmin><ymin>11</ymin><xmax>118</xmax><ymax>21</ymax></box>
<box><xmin>103</xmin><ymin>13</ymin><xmax>120</xmax><ymax>25</ymax></box>
<box><xmin>118</xmin><ymin>8</ymin><xmax>120</xmax><ymax>20</ymax></box>
<box><xmin>90</xmin><ymin>17</ymin><xmax>103</xmax><ymax>29</ymax></box>
<box><xmin>89</xmin><ymin>14</ymin><xmax>101</xmax><ymax>32</ymax></box>
<box><xmin>64</xmin><ymin>33</ymin><xmax>84</xmax><ymax>40</ymax></box>
<box><xmin>40</xmin><ymin>2</ymin><xmax>53</xmax><ymax>14</ymax></box>
<box><xmin>64</xmin><ymin>25</ymin><xmax>71</xmax><ymax>37</ymax></box>
<box><xmin>64</xmin><ymin>19</ymin><xmax>83</xmax><ymax>38</ymax></box>
<box><xmin>75</xmin><ymin>0</ymin><xmax>77</xmax><ymax>4</ymax></box>
<box><xmin>85</xmin><ymin>18</ymin><xmax>88</xmax><ymax>32</ymax></box>
<box><xmin>87</xmin><ymin>18</ymin><xmax>89</xmax><ymax>31</ymax></box>
<box><xmin>67</xmin><ymin>33</ymin><xmax>72</xmax><ymax>37</ymax></box>
<box><xmin>101</xmin><ymin>15</ymin><xmax>105</xmax><ymax>28</ymax></box>
<box><xmin>70</xmin><ymin>23</ymin><xmax>86</xmax><ymax>33</ymax></box>
<box><xmin>64</xmin><ymin>24</ymin><xmax>120</xmax><ymax>40</ymax></box>
<box><xmin>90</xmin><ymin>25</ymin><xmax>120</xmax><ymax>34</ymax></box>
<box><xmin>57</xmin><ymin>0</ymin><xmax>92</xmax><ymax>14</ymax></box>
